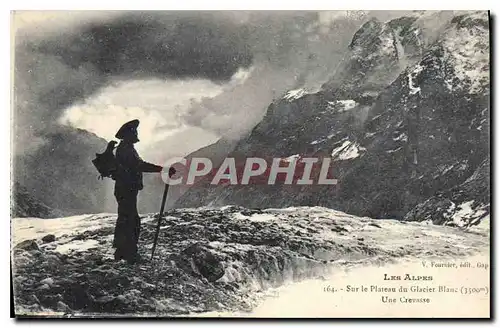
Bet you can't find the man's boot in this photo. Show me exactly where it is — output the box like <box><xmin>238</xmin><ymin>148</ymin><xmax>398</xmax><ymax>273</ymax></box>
<box><xmin>127</xmin><ymin>253</ymin><xmax>143</xmax><ymax>265</ymax></box>
<box><xmin>114</xmin><ymin>249</ymin><xmax>124</xmax><ymax>261</ymax></box>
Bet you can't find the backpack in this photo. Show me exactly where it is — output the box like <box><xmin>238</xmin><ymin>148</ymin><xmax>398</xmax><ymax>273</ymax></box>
<box><xmin>92</xmin><ymin>141</ymin><xmax>118</xmax><ymax>180</ymax></box>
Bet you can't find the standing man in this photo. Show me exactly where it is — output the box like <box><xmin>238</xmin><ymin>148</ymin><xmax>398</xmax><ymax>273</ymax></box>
<box><xmin>113</xmin><ymin>119</ymin><xmax>163</xmax><ymax>264</ymax></box>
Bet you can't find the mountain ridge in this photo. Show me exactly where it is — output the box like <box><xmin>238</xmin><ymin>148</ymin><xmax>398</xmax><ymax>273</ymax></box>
<box><xmin>176</xmin><ymin>11</ymin><xmax>490</xmax><ymax>227</ymax></box>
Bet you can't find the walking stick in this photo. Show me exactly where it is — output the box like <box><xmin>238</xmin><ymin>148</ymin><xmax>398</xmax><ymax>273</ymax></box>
<box><xmin>151</xmin><ymin>183</ymin><xmax>169</xmax><ymax>260</ymax></box>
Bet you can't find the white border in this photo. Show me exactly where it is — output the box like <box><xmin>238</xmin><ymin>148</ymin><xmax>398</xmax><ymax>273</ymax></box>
<box><xmin>2</xmin><ymin>1</ymin><xmax>498</xmax><ymax>327</ymax></box>
<box><xmin>3</xmin><ymin>1</ymin><xmax>496</xmax><ymax>10</ymax></box>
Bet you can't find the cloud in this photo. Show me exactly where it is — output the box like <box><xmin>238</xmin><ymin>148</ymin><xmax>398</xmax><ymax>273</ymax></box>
<box><xmin>13</xmin><ymin>11</ymin><xmax>254</xmax><ymax>155</ymax></box>
<box><xmin>31</xmin><ymin>12</ymin><xmax>253</xmax><ymax>81</ymax></box>
<box><xmin>59</xmin><ymin>78</ymin><xmax>226</xmax><ymax>155</ymax></box>
<box><xmin>178</xmin><ymin>11</ymin><xmax>379</xmax><ymax>139</ymax></box>
<box><xmin>13</xmin><ymin>10</ymin><xmax>408</xmax><ymax>159</ymax></box>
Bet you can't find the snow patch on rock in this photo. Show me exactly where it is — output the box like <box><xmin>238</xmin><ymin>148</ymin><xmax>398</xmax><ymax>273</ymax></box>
<box><xmin>365</xmin><ymin>131</ymin><xmax>377</xmax><ymax>138</ymax></box>
<box><xmin>451</xmin><ymin>201</ymin><xmax>487</xmax><ymax>228</ymax></box>
<box><xmin>408</xmin><ymin>64</ymin><xmax>424</xmax><ymax>95</ymax></box>
<box><xmin>393</xmin><ymin>133</ymin><xmax>408</xmax><ymax>142</ymax></box>
<box><xmin>310</xmin><ymin>133</ymin><xmax>339</xmax><ymax>145</ymax></box>
<box><xmin>55</xmin><ymin>239</ymin><xmax>100</xmax><ymax>254</ymax></box>
<box><xmin>386</xmin><ymin>147</ymin><xmax>403</xmax><ymax>154</ymax></box>
<box><xmin>331</xmin><ymin>140</ymin><xmax>366</xmax><ymax>160</ymax></box>
<box><xmin>11</xmin><ymin>214</ymin><xmax>115</xmax><ymax>245</ymax></box>
<box><xmin>283</xmin><ymin>89</ymin><xmax>310</xmax><ymax>101</ymax></box>
<box><xmin>233</xmin><ymin>212</ymin><xmax>276</xmax><ymax>222</ymax></box>
<box><xmin>310</xmin><ymin>139</ymin><xmax>322</xmax><ymax>145</ymax></box>
<box><xmin>443</xmin><ymin>12</ymin><xmax>489</xmax><ymax>94</ymax></box>
<box><xmin>282</xmin><ymin>154</ymin><xmax>300</xmax><ymax>163</ymax></box>
<box><xmin>327</xmin><ymin>100</ymin><xmax>358</xmax><ymax>112</ymax></box>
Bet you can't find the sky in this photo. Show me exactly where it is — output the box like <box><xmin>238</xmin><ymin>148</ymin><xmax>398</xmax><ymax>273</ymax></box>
<box><xmin>58</xmin><ymin>72</ymin><xmax>251</xmax><ymax>155</ymax></box>
<box><xmin>12</xmin><ymin>10</ymin><xmax>409</xmax><ymax>161</ymax></box>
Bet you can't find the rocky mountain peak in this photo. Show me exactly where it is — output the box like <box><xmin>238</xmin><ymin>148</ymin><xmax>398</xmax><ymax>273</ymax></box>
<box><xmin>323</xmin><ymin>14</ymin><xmax>428</xmax><ymax>100</ymax></box>
<box><xmin>176</xmin><ymin>11</ymin><xmax>490</xmax><ymax>228</ymax></box>
<box><xmin>11</xmin><ymin>182</ymin><xmax>56</xmax><ymax>218</ymax></box>
<box><xmin>348</xmin><ymin>17</ymin><xmax>384</xmax><ymax>51</ymax></box>
<box><xmin>440</xmin><ymin>11</ymin><xmax>489</xmax><ymax>95</ymax></box>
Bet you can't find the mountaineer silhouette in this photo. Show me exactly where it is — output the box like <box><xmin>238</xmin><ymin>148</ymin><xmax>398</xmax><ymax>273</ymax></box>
<box><xmin>112</xmin><ymin>119</ymin><xmax>164</xmax><ymax>264</ymax></box>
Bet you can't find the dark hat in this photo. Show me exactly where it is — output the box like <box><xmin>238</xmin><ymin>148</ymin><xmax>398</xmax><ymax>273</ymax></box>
<box><xmin>115</xmin><ymin>119</ymin><xmax>140</xmax><ymax>140</ymax></box>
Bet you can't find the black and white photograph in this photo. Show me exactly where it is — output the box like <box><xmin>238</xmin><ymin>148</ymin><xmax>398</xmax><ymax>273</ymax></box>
<box><xmin>10</xmin><ymin>9</ymin><xmax>491</xmax><ymax>318</ymax></box>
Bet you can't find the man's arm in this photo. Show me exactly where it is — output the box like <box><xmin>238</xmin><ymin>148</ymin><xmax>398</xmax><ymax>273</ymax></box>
<box><xmin>119</xmin><ymin>145</ymin><xmax>176</xmax><ymax>174</ymax></box>
<box><xmin>140</xmin><ymin>163</ymin><xmax>177</xmax><ymax>177</ymax></box>
<box><xmin>138</xmin><ymin>161</ymin><xmax>162</xmax><ymax>173</ymax></box>
<box><xmin>118</xmin><ymin>146</ymin><xmax>162</xmax><ymax>173</ymax></box>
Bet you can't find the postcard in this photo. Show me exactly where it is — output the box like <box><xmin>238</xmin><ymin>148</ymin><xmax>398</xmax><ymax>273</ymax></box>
<box><xmin>11</xmin><ymin>10</ymin><xmax>490</xmax><ymax>318</ymax></box>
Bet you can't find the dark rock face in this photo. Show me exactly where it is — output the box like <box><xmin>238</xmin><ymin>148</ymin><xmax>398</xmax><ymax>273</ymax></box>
<box><xmin>178</xmin><ymin>243</ymin><xmax>225</xmax><ymax>282</ymax></box>
<box><xmin>404</xmin><ymin>157</ymin><xmax>490</xmax><ymax>227</ymax></box>
<box><xmin>13</xmin><ymin>126</ymin><xmax>115</xmax><ymax>216</ymax></box>
<box><xmin>176</xmin><ymin>12</ymin><xmax>490</xmax><ymax>227</ymax></box>
<box><xmin>11</xmin><ymin>183</ymin><xmax>56</xmax><ymax>218</ymax></box>
<box><xmin>15</xmin><ymin>240</ymin><xmax>40</xmax><ymax>251</ymax></box>
<box><xmin>323</xmin><ymin>15</ymin><xmax>422</xmax><ymax>98</ymax></box>
<box><xmin>42</xmin><ymin>234</ymin><xmax>56</xmax><ymax>243</ymax></box>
